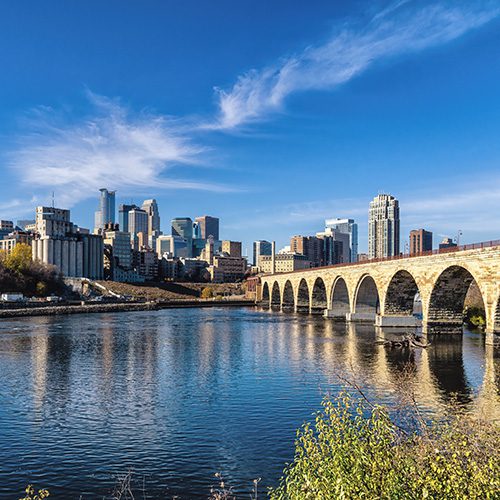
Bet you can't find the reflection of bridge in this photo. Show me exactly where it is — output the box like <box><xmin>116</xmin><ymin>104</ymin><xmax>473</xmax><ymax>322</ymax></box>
<box><xmin>257</xmin><ymin>243</ymin><xmax>500</xmax><ymax>339</ymax></box>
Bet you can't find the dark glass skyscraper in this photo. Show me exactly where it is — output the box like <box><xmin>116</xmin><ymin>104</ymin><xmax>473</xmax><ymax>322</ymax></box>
<box><xmin>195</xmin><ymin>216</ymin><xmax>219</xmax><ymax>240</ymax></box>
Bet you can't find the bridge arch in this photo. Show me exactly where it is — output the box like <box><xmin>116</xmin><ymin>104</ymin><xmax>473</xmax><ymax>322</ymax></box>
<box><xmin>329</xmin><ymin>277</ymin><xmax>350</xmax><ymax>318</ymax></box>
<box><xmin>261</xmin><ymin>282</ymin><xmax>270</xmax><ymax>309</ymax></box>
<box><xmin>296</xmin><ymin>278</ymin><xmax>310</xmax><ymax>314</ymax></box>
<box><xmin>384</xmin><ymin>270</ymin><xmax>421</xmax><ymax>316</ymax></box>
<box><xmin>271</xmin><ymin>281</ymin><xmax>281</xmax><ymax>310</ymax></box>
<box><xmin>494</xmin><ymin>293</ymin><xmax>500</xmax><ymax>332</ymax></box>
<box><xmin>354</xmin><ymin>274</ymin><xmax>380</xmax><ymax>317</ymax></box>
<box><xmin>311</xmin><ymin>277</ymin><xmax>327</xmax><ymax>315</ymax></box>
<box><xmin>427</xmin><ymin>265</ymin><xmax>485</xmax><ymax>329</ymax></box>
<box><xmin>282</xmin><ymin>280</ymin><xmax>295</xmax><ymax>312</ymax></box>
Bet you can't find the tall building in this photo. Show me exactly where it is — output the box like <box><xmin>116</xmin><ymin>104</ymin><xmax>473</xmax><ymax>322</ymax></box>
<box><xmin>141</xmin><ymin>199</ymin><xmax>161</xmax><ymax>248</ymax></box>
<box><xmin>94</xmin><ymin>188</ymin><xmax>116</xmax><ymax>232</ymax></box>
<box><xmin>171</xmin><ymin>217</ymin><xmax>193</xmax><ymax>257</ymax></box>
<box><xmin>290</xmin><ymin>235</ymin><xmax>323</xmax><ymax>267</ymax></box>
<box><xmin>194</xmin><ymin>215</ymin><xmax>219</xmax><ymax>240</ymax></box>
<box><xmin>32</xmin><ymin>206</ymin><xmax>103</xmax><ymax>279</ymax></box>
<box><xmin>316</xmin><ymin>228</ymin><xmax>350</xmax><ymax>265</ymax></box>
<box><xmin>221</xmin><ymin>240</ymin><xmax>242</xmax><ymax>258</ymax></box>
<box><xmin>325</xmin><ymin>218</ymin><xmax>358</xmax><ymax>262</ymax></box>
<box><xmin>253</xmin><ymin>240</ymin><xmax>272</xmax><ymax>267</ymax></box>
<box><xmin>129</xmin><ymin>208</ymin><xmax>149</xmax><ymax>249</ymax></box>
<box><xmin>409</xmin><ymin>229</ymin><xmax>433</xmax><ymax>255</ymax></box>
<box><xmin>119</xmin><ymin>204</ymin><xmax>139</xmax><ymax>233</ymax></box>
<box><xmin>368</xmin><ymin>194</ymin><xmax>400</xmax><ymax>259</ymax></box>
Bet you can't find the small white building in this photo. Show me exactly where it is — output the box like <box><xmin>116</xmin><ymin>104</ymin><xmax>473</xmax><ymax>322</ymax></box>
<box><xmin>1</xmin><ymin>292</ymin><xmax>25</xmax><ymax>302</ymax></box>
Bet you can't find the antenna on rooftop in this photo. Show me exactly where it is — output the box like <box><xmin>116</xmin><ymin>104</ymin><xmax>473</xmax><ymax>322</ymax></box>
<box><xmin>51</xmin><ymin>191</ymin><xmax>55</xmax><ymax>208</ymax></box>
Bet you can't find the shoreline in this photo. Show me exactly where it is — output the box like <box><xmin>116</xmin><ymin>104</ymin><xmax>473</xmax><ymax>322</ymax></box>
<box><xmin>0</xmin><ymin>299</ymin><xmax>255</xmax><ymax>319</ymax></box>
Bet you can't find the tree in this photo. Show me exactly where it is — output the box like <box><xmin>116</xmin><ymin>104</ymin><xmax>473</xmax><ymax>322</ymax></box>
<box><xmin>201</xmin><ymin>287</ymin><xmax>214</xmax><ymax>299</ymax></box>
<box><xmin>4</xmin><ymin>244</ymin><xmax>32</xmax><ymax>272</ymax></box>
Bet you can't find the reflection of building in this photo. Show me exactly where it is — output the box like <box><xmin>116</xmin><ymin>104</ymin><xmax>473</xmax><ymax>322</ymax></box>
<box><xmin>253</xmin><ymin>240</ymin><xmax>272</xmax><ymax>267</ymax></box>
<box><xmin>325</xmin><ymin>218</ymin><xmax>358</xmax><ymax>262</ymax></box>
<box><xmin>32</xmin><ymin>206</ymin><xmax>103</xmax><ymax>279</ymax></box>
<box><xmin>410</xmin><ymin>229</ymin><xmax>433</xmax><ymax>255</ymax></box>
<box><xmin>368</xmin><ymin>194</ymin><xmax>400</xmax><ymax>259</ymax></box>
<box><xmin>194</xmin><ymin>215</ymin><xmax>219</xmax><ymax>240</ymax></box>
<box><xmin>94</xmin><ymin>188</ymin><xmax>116</xmax><ymax>232</ymax></box>
<box><xmin>260</xmin><ymin>254</ymin><xmax>310</xmax><ymax>273</ymax></box>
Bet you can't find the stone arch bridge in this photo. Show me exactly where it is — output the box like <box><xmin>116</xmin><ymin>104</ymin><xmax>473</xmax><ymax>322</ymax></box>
<box><xmin>257</xmin><ymin>243</ymin><xmax>500</xmax><ymax>337</ymax></box>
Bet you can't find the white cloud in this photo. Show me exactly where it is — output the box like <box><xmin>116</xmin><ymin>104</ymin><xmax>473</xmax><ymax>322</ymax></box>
<box><xmin>210</xmin><ymin>1</ymin><xmax>499</xmax><ymax>129</ymax></box>
<box><xmin>8</xmin><ymin>92</ymin><xmax>233</xmax><ymax>208</ymax></box>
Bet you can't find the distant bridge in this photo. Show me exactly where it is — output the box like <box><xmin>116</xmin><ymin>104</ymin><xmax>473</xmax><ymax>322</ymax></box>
<box><xmin>257</xmin><ymin>241</ymin><xmax>500</xmax><ymax>338</ymax></box>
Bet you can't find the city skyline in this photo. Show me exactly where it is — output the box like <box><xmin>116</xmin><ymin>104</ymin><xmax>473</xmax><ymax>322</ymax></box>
<box><xmin>0</xmin><ymin>1</ymin><xmax>499</xmax><ymax>252</ymax></box>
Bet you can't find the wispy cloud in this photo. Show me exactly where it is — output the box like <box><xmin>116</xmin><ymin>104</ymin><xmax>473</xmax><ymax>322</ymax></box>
<box><xmin>210</xmin><ymin>1</ymin><xmax>499</xmax><ymax>130</ymax></box>
<box><xmin>8</xmin><ymin>92</ymin><xmax>233</xmax><ymax>208</ymax></box>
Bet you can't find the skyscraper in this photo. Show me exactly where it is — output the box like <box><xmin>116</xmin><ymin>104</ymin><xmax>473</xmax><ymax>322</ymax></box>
<box><xmin>94</xmin><ymin>188</ymin><xmax>116</xmax><ymax>232</ymax></box>
<box><xmin>119</xmin><ymin>204</ymin><xmax>139</xmax><ymax>233</ymax></box>
<box><xmin>368</xmin><ymin>194</ymin><xmax>400</xmax><ymax>259</ymax></box>
<box><xmin>253</xmin><ymin>240</ymin><xmax>272</xmax><ymax>267</ymax></box>
<box><xmin>141</xmin><ymin>199</ymin><xmax>161</xmax><ymax>248</ymax></box>
<box><xmin>195</xmin><ymin>215</ymin><xmax>219</xmax><ymax>240</ymax></box>
<box><xmin>316</xmin><ymin>228</ymin><xmax>350</xmax><ymax>265</ymax></box>
<box><xmin>171</xmin><ymin>217</ymin><xmax>194</xmax><ymax>257</ymax></box>
<box><xmin>324</xmin><ymin>218</ymin><xmax>358</xmax><ymax>262</ymax></box>
<box><xmin>129</xmin><ymin>208</ymin><xmax>149</xmax><ymax>249</ymax></box>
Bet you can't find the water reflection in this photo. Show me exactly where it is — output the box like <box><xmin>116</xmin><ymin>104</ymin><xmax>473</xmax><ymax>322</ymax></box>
<box><xmin>0</xmin><ymin>308</ymin><xmax>498</xmax><ymax>498</ymax></box>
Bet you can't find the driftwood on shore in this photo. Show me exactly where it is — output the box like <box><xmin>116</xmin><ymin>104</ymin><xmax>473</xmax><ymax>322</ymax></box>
<box><xmin>376</xmin><ymin>334</ymin><xmax>431</xmax><ymax>349</ymax></box>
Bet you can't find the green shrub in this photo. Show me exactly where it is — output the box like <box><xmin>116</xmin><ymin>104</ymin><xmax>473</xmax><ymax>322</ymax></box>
<box><xmin>270</xmin><ymin>392</ymin><xmax>499</xmax><ymax>499</ymax></box>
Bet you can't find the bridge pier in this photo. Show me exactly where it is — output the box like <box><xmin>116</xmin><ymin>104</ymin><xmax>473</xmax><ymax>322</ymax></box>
<box><xmin>346</xmin><ymin>312</ymin><xmax>376</xmax><ymax>323</ymax></box>
<box><xmin>323</xmin><ymin>309</ymin><xmax>346</xmax><ymax>320</ymax></box>
<box><xmin>375</xmin><ymin>315</ymin><xmax>421</xmax><ymax>328</ymax></box>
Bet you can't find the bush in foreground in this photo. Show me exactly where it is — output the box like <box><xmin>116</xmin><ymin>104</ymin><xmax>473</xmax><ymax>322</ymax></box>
<box><xmin>270</xmin><ymin>392</ymin><xmax>499</xmax><ymax>499</ymax></box>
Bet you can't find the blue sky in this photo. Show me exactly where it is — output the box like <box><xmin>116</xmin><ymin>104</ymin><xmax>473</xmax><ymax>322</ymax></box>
<box><xmin>1</xmin><ymin>0</ymin><xmax>500</xmax><ymax>254</ymax></box>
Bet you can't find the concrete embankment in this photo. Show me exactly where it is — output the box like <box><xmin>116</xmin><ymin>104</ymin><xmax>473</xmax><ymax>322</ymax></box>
<box><xmin>0</xmin><ymin>299</ymin><xmax>255</xmax><ymax>319</ymax></box>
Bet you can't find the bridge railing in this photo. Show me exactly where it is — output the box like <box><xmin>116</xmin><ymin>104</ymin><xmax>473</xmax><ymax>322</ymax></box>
<box><xmin>261</xmin><ymin>239</ymin><xmax>500</xmax><ymax>276</ymax></box>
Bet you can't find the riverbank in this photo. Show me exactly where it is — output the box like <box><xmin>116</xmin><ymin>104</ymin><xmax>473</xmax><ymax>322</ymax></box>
<box><xmin>0</xmin><ymin>299</ymin><xmax>254</xmax><ymax>318</ymax></box>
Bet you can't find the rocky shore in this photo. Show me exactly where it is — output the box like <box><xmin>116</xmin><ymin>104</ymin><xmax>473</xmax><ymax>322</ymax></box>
<box><xmin>0</xmin><ymin>299</ymin><xmax>254</xmax><ymax>318</ymax></box>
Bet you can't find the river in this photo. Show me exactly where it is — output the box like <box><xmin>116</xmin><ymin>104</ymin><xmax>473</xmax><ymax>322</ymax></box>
<box><xmin>0</xmin><ymin>307</ymin><xmax>498</xmax><ymax>498</ymax></box>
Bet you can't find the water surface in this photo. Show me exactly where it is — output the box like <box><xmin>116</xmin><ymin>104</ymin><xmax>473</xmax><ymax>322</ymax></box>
<box><xmin>0</xmin><ymin>307</ymin><xmax>498</xmax><ymax>498</ymax></box>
